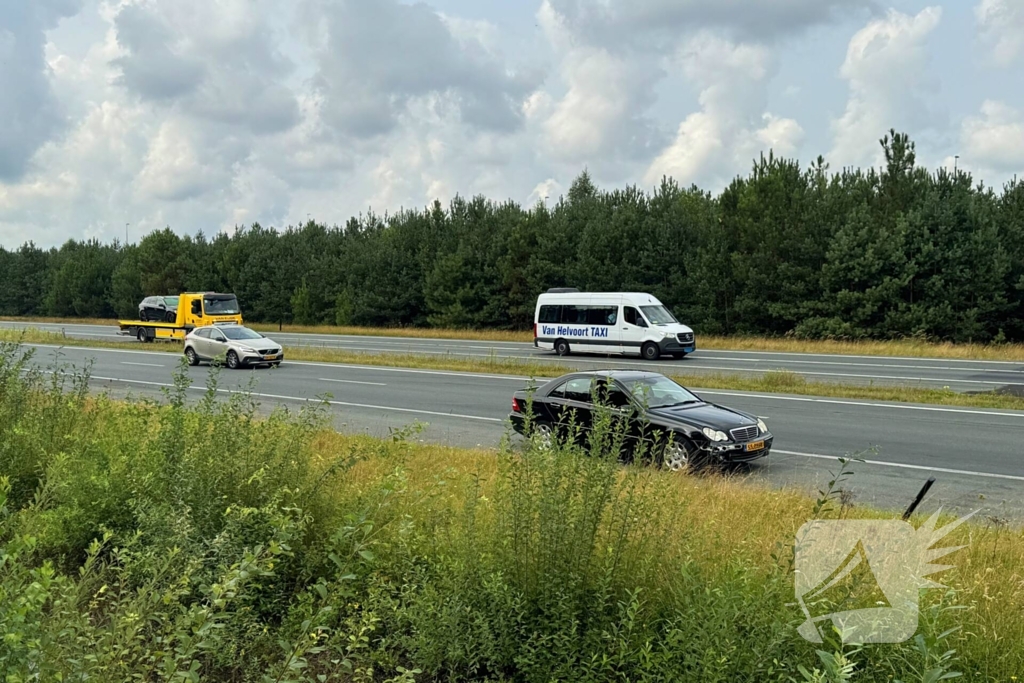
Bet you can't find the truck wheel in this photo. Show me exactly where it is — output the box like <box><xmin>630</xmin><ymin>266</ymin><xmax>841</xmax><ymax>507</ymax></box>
<box><xmin>136</xmin><ymin>327</ymin><xmax>150</xmax><ymax>343</ymax></box>
<box><xmin>555</xmin><ymin>339</ymin><xmax>571</xmax><ymax>356</ymax></box>
<box><xmin>184</xmin><ymin>347</ymin><xmax>199</xmax><ymax>366</ymax></box>
<box><xmin>226</xmin><ymin>351</ymin><xmax>240</xmax><ymax>369</ymax></box>
<box><xmin>641</xmin><ymin>342</ymin><xmax>660</xmax><ymax>361</ymax></box>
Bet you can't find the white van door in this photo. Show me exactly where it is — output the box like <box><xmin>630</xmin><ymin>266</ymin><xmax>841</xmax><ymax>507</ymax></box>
<box><xmin>620</xmin><ymin>305</ymin><xmax>650</xmax><ymax>356</ymax></box>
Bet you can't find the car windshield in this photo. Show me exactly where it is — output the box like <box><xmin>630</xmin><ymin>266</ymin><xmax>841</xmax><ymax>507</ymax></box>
<box><xmin>639</xmin><ymin>305</ymin><xmax>678</xmax><ymax>325</ymax></box>
<box><xmin>164</xmin><ymin>297</ymin><xmax>179</xmax><ymax>307</ymax></box>
<box><xmin>221</xmin><ymin>326</ymin><xmax>263</xmax><ymax>341</ymax></box>
<box><xmin>625</xmin><ymin>376</ymin><xmax>700</xmax><ymax>408</ymax></box>
<box><xmin>204</xmin><ymin>295</ymin><xmax>240</xmax><ymax>315</ymax></box>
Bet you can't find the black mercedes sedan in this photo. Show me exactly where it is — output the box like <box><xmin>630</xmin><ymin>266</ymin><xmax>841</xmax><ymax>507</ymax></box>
<box><xmin>509</xmin><ymin>370</ymin><xmax>772</xmax><ymax>469</ymax></box>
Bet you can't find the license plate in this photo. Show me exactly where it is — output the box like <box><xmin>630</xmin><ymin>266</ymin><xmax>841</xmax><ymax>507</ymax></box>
<box><xmin>264</xmin><ymin>355</ymin><xmax>279</xmax><ymax>361</ymax></box>
<box><xmin>745</xmin><ymin>440</ymin><xmax>765</xmax><ymax>452</ymax></box>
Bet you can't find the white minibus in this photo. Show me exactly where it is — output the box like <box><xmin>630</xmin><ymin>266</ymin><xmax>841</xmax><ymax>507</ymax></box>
<box><xmin>533</xmin><ymin>289</ymin><xmax>696</xmax><ymax>360</ymax></box>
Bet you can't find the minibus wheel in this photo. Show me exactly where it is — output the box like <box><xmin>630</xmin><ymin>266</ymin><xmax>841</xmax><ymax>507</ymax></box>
<box><xmin>555</xmin><ymin>339</ymin><xmax>571</xmax><ymax>356</ymax></box>
<box><xmin>641</xmin><ymin>342</ymin><xmax>660</xmax><ymax>361</ymax></box>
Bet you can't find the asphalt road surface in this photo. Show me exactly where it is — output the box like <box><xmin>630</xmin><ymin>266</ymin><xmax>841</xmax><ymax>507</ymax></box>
<box><xmin>4</xmin><ymin>320</ymin><xmax>1024</xmax><ymax>392</ymax></box>
<box><xmin>17</xmin><ymin>341</ymin><xmax>1024</xmax><ymax>523</ymax></box>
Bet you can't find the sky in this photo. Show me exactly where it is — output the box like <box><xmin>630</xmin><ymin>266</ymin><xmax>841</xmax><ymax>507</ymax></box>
<box><xmin>1</xmin><ymin>0</ymin><xmax>1022</xmax><ymax>248</ymax></box>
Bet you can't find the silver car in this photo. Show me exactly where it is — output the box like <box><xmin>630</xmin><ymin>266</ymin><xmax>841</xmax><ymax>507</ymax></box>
<box><xmin>183</xmin><ymin>324</ymin><xmax>284</xmax><ymax>369</ymax></box>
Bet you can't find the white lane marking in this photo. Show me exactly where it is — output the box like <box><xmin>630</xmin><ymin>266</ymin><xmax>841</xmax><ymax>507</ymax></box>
<box><xmin>88</xmin><ymin>375</ymin><xmax>501</xmax><ymax>423</ymax></box>
<box><xmin>692</xmin><ymin>388</ymin><xmax>1024</xmax><ymax>419</ymax></box>
<box><xmin>121</xmin><ymin>361</ymin><xmax>164</xmax><ymax>368</ymax></box>
<box><xmin>773</xmin><ymin>449</ymin><xmax>1024</xmax><ymax>483</ymax></box>
<box><xmin>319</xmin><ymin>377</ymin><xmax>387</xmax><ymax>386</ymax></box>
<box><xmin>23</xmin><ymin>342</ymin><xmax>1024</xmax><ymax>418</ymax></box>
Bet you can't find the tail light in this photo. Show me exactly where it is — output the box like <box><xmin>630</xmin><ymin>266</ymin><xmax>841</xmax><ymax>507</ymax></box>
<box><xmin>533</xmin><ymin>323</ymin><xmax>537</xmax><ymax>338</ymax></box>
<box><xmin>512</xmin><ymin>396</ymin><xmax>521</xmax><ymax>413</ymax></box>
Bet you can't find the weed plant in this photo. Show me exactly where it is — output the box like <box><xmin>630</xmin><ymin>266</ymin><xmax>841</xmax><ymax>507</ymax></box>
<box><xmin>0</xmin><ymin>341</ymin><xmax>1021</xmax><ymax>681</ymax></box>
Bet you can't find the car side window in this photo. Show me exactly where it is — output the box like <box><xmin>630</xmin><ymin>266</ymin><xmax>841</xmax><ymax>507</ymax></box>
<box><xmin>606</xmin><ymin>385</ymin><xmax>631</xmax><ymax>408</ymax></box>
<box><xmin>624</xmin><ymin>307</ymin><xmax>648</xmax><ymax>328</ymax></box>
<box><xmin>195</xmin><ymin>329</ymin><xmax>210</xmax><ymax>339</ymax></box>
<box><xmin>211</xmin><ymin>330</ymin><xmax>226</xmax><ymax>342</ymax></box>
<box><xmin>563</xmin><ymin>378</ymin><xmax>592</xmax><ymax>402</ymax></box>
<box><xmin>547</xmin><ymin>381</ymin><xmax>568</xmax><ymax>399</ymax></box>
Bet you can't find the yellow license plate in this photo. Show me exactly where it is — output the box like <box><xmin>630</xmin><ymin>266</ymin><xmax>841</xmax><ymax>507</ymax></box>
<box><xmin>264</xmin><ymin>355</ymin><xmax>279</xmax><ymax>361</ymax></box>
<box><xmin>746</xmin><ymin>440</ymin><xmax>765</xmax><ymax>452</ymax></box>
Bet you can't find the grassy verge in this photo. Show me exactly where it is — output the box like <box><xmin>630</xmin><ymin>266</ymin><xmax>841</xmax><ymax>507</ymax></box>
<box><xmin>6</xmin><ymin>315</ymin><xmax>1024</xmax><ymax>361</ymax></box>
<box><xmin>1</xmin><ymin>342</ymin><xmax>1021</xmax><ymax>681</ymax></box>
<box><xmin>5</xmin><ymin>327</ymin><xmax>1024</xmax><ymax>412</ymax></box>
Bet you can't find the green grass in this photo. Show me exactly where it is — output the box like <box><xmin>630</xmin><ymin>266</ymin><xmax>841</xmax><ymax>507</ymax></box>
<box><xmin>4</xmin><ymin>327</ymin><xmax>1024</xmax><ymax>413</ymax></box>
<box><xmin>1</xmin><ymin>341</ymin><xmax>1022</xmax><ymax>681</ymax></box>
<box><xmin>6</xmin><ymin>315</ymin><xmax>1024</xmax><ymax>362</ymax></box>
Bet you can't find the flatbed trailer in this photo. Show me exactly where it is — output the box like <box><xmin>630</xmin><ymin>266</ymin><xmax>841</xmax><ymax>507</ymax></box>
<box><xmin>118</xmin><ymin>292</ymin><xmax>243</xmax><ymax>343</ymax></box>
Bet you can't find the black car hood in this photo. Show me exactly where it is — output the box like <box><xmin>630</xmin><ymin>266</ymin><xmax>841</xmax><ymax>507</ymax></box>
<box><xmin>647</xmin><ymin>402</ymin><xmax>756</xmax><ymax>430</ymax></box>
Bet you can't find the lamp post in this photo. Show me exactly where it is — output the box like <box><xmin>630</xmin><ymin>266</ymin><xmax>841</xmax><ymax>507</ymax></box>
<box><xmin>954</xmin><ymin>155</ymin><xmax>959</xmax><ymax>174</ymax></box>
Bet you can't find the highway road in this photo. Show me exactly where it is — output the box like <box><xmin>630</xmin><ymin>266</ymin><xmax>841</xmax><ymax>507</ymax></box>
<box><xmin>17</xmin><ymin>341</ymin><xmax>1024</xmax><ymax>523</ymax></box>
<box><xmin>4</xmin><ymin>320</ymin><xmax>1024</xmax><ymax>392</ymax></box>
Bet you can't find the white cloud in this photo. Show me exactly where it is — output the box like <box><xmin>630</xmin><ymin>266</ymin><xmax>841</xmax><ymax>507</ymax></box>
<box><xmin>829</xmin><ymin>7</ymin><xmax>943</xmax><ymax>169</ymax></box>
<box><xmin>644</xmin><ymin>32</ymin><xmax>803</xmax><ymax>187</ymax></box>
<box><xmin>0</xmin><ymin>0</ymin><xmax>86</xmax><ymax>181</ymax></box>
<box><xmin>976</xmin><ymin>0</ymin><xmax>1024</xmax><ymax>66</ymax></box>
<box><xmin>961</xmin><ymin>100</ymin><xmax>1024</xmax><ymax>174</ymax></box>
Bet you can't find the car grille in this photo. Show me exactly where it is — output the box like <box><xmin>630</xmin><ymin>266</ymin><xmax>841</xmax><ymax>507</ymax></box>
<box><xmin>258</xmin><ymin>348</ymin><xmax>277</xmax><ymax>355</ymax></box>
<box><xmin>677</xmin><ymin>332</ymin><xmax>694</xmax><ymax>344</ymax></box>
<box><xmin>730</xmin><ymin>425</ymin><xmax>759</xmax><ymax>441</ymax></box>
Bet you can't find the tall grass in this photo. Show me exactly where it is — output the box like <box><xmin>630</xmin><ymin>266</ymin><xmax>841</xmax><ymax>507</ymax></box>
<box><xmin>1</xmin><ymin>341</ymin><xmax>1022</xmax><ymax>681</ymax></box>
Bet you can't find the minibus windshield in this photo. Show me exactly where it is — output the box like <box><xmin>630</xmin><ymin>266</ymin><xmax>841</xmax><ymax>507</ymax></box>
<box><xmin>640</xmin><ymin>305</ymin><xmax>678</xmax><ymax>325</ymax></box>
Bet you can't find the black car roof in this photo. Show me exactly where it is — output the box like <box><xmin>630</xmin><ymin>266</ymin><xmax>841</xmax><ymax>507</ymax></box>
<box><xmin>544</xmin><ymin>370</ymin><xmax>665</xmax><ymax>385</ymax></box>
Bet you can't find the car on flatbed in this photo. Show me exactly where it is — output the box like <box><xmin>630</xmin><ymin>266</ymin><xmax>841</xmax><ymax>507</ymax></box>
<box><xmin>184</xmin><ymin>324</ymin><xmax>283</xmax><ymax>369</ymax></box>
<box><xmin>509</xmin><ymin>370</ymin><xmax>772</xmax><ymax>469</ymax></box>
<box><xmin>139</xmin><ymin>295</ymin><xmax>179</xmax><ymax>322</ymax></box>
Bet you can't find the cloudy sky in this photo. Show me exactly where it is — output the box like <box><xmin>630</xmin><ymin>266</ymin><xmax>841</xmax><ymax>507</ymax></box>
<box><xmin>1</xmin><ymin>0</ymin><xmax>1023</xmax><ymax>248</ymax></box>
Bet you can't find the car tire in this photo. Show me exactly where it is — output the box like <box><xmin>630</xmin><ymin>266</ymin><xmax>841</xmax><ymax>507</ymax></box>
<box><xmin>555</xmin><ymin>339</ymin><xmax>571</xmax><ymax>356</ymax></box>
<box><xmin>165</xmin><ymin>310</ymin><xmax>176</xmax><ymax>323</ymax></box>
<box><xmin>226</xmin><ymin>351</ymin><xmax>240</xmax><ymax>369</ymax></box>
<box><xmin>185</xmin><ymin>347</ymin><xmax>199</xmax><ymax>366</ymax></box>
<box><xmin>136</xmin><ymin>327</ymin><xmax>150</xmax><ymax>343</ymax></box>
<box><xmin>531</xmin><ymin>421</ymin><xmax>555</xmax><ymax>450</ymax></box>
<box><xmin>661</xmin><ymin>437</ymin><xmax>696</xmax><ymax>472</ymax></box>
<box><xmin>139</xmin><ymin>311</ymin><xmax>147</xmax><ymax>321</ymax></box>
<box><xmin>641</xmin><ymin>342</ymin><xmax>661</xmax><ymax>361</ymax></box>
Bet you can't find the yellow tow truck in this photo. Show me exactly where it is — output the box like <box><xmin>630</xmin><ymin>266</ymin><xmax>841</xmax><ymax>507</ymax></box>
<box><xmin>119</xmin><ymin>292</ymin><xmax>243</xmax><ymax>343</ymax></box>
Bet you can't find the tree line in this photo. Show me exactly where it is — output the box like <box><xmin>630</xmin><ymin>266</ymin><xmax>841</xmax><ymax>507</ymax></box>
<box><xmin>1</xmin><ymin>131</ymin><xmax>1022</xmax><ymax>342</ymax></box>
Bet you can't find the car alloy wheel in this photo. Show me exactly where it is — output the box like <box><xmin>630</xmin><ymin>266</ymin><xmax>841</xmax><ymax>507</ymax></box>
<box><xmin>663</xmin><ymin>440</ymin><xmax>690</xmax><ymax>471</ymax></box>
<box><xmin>533</xmin><ymin>422</ymin><xmax>554</xmax><ymax>449</ymax></box>
<box><xmin>185</xmin><ymin>347</ymin><xmax>199</xmax><ymax>366</ymax></box>
<box><xmin>226</xmin><ymin>351</ymin><xmax>240</xmax><ymax>369</ymax></box>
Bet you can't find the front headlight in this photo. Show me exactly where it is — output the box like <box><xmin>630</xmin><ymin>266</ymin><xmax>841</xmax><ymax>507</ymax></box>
<box><xmin>757</xmin><ymin>418</ymin><xmax>768</xmax><ymax>434</ymax></box>
<box><xmin>702</xmin><ymin>427</ymin><xmax>728</xmax><ymax>442</ymax></box>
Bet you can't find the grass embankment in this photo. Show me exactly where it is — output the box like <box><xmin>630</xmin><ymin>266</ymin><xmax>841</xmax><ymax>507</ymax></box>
<box><xmin>5</xmin><ymin>327</ymin><xmax>1024</xmax><ymax>412</ymax></box>
<box><xmin>1</xmin><ymin>342</ymin><xmax>1022</xmax><ymax>681</ymax></box>
<box><xmin>6</xmin><ymin>315</ymin><xmax>1024</xmax><ymax>362</ymax></box>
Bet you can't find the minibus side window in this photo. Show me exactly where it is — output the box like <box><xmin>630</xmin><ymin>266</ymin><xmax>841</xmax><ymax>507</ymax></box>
<box><xmin>539</xmin><ymin>305</ymin><xmax>561</xmax><ymax>323</ymax></box>
<box><xmin>624</xmin><ymin>306</ymin><xmax>648</xmax><ymax>328</ymax></box>
<box><xmin>586</xmin><ymin>306</ymin><xmax>617</xmax><ymax>325</ymax></box>
<box><xmin>562</xmin><ymin>305</ymin><xmax>588</xmax><ymax>324</ymax></box>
